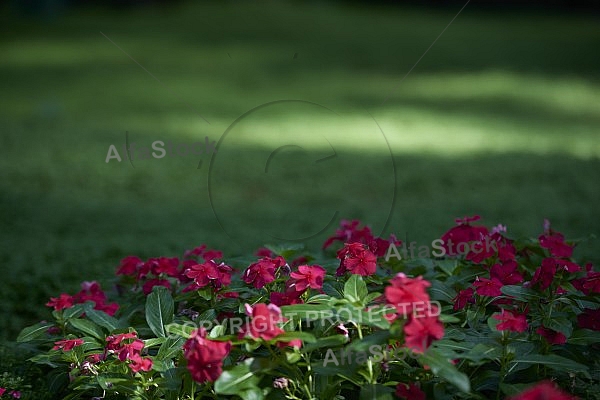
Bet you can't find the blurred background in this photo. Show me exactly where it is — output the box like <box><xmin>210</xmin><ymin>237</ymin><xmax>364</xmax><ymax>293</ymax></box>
<box><xmin>1</xmin><ymin>0</ymin><xmax>599</xmax><ymax>346</ymax></box>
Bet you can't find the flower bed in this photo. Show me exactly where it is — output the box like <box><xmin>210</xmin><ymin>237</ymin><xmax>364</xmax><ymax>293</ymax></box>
<box><xmin>11</xmin><ymin>217</ymin><xmax>600</xmax><ymax>399</ymax></box>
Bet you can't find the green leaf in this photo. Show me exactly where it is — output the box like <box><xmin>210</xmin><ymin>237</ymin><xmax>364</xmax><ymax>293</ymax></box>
<box><xmin>215</xmin><ymin>358</ymin><xmax>261</xmax><ymax>396</ymax></box>
<box><xmin>62</xmin><ymin>304</ymin><xmax>86</xmax><ymax>320</ymax></box>
<box><xmin>419</xmin><ymin>347</ymin><xmax>471</xmax><ymax>393</ymax></box>
<box><xmin>166</xmin><ymin>323</ymin><xmax>195</xmax><ymax>339</ymax></box>
<box><xmin>17</xmin><ymin>321</ymin><xmax>55</xmax><ymax>342</ymax></box>
<box><xmin>156</xmin><ymin>336</ymin><xmax>185</xmax><ymax>360</ymax></box>
<box><xmin>347</xmin><ymin>330</ymin><xmax>391</xmax><ymax>352</ymax></box>
<box><xmin>280</xmin><ymin>303</ymin><xmax>333</xmax><ymax>322</ymax></box>
<box><xmin>97</xmin><ymin>375</ymin><xmax>131</xmax><ymax>391</ymax></box>
<box><xmin>344</xmin><ymin>274</ymin><xmax>368</xmax><ymax>304</ymax></box>
<box><xmin>364</xmin><ymin>292</ymin><xmax>383</xmax><ymax>304</ymax></box>
<box><xmin>29</xmin><ymin>353</ymin><xmax>60</xmax><ymax>368</ymax></box>
<box><xmin>68</xmin><ymin>318</ymin><xmax>105</xmax><ymax>340</ymax></box>
<box><xmin>146</xmin><ymin>286</ymin><xmax>175</xmax><ymax>338</ymax></box>
<box><xmin>84</xmin><ymin>307</ymin><xmax>120</xmax><ymax>332</ymax></box>
<box><xmin>197</xmin><ymin>308</ymin><xmax>217</xmax><ymax>322</ymax></box>
<box><xmin>335</xmin><ymin>304</ymin><xmax>390</xmax><ymax>329</ymax></box>
<box><xmin>275</xmin><ymin>331</ymin><xmax>317</xmax><ymax>343</ymax></box>
<box><xmin>144</xmin><ymin>337</ymin><xmax>166</xmax><ymax>348</ymax></box>
<box><xmin>510</xmin><ymin>354</ymin><xmax>589</xmax><ymax>377</ymax></box>
<box><xmin>322</xmin><ymin>282</ymin><xmax>343</xmax><ymax>298</ymax></box>
<box><xmin>306</xmin><ymin>294</ymin><xmax>335</xmax><ymax>304</ymax></box>
<box><xmin>302</xmin><ymin>335</ymin><xmax>349</xmax><ymax>352</ymax></box>
<box><xmin>438</xmin><ymin>314</ymin><xmax>461</xmax><ymax>323</ymax></box>
<box><xmin>569</xmin><ymin>329</ymin><xmax>600</xmax><ymax>345</ymax></box>
<box><xmin>500</xmin><ymin>285</ymin><xmax>542</xmax><ymax>301</ymax></box>
<box><xmin>500</xmin><ymin>383</ymin><xmax>531</xmax><ymax>397</ymax></box>
<box><xmin>359</xmin><ymin>384</ymin><xmax>394</xmax><ymax>400</ymax></box>
<box><xmin>47</xmin><ymin>370</ymin><xmax>69</xmax><ymax>393</ymax></box>
<box><xmin>463</xmin><ymin>343</ymin><xmax>502</xmax><ymax>363</ymax></box>
<box><xmin>430</xmin><ymin>280</ymin><xmax>456</xmax><ymax>302</ymax></box>
<box><xmin>435</xmin><ymin>259</ymin><xmax>459</xmax><ymax>276</ymax></box>
<box><xmin>96</xmin><ymin>375</ymin><xmax>136</xmax><ymax>394</ymax></box>
<box><xmin>546</xmin><ymin>317</ymin><xmax>573</xmax><ymax>338</ymax></box>
<box><xmin>237</xmin><ymin>388</ymin><xmax>265</xmax><ymax>400</ymax></box>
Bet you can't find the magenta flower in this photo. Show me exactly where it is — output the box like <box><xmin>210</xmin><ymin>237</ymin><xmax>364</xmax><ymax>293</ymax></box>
<box><xmin>289</xmin><ymin>265</ymin><xmax>326</xmax><ymax>292</ymax></box>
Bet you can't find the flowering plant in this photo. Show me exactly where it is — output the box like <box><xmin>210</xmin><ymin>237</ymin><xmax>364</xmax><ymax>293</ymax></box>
<box><xmin>14</xmin><ymin>218</ymin><xmax>600</xmax><ymax>399</ymax></box>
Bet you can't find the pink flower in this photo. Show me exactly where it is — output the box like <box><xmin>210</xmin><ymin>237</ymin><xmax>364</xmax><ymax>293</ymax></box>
<box><xmin>214</xmin><ymin>262</ymin><xmax>233</xmax><ymax>288</ymax></box>
<box><xmin>255</xmin><ymin>247</ymin><xmax>275</xmax><ymax>258</ymax></box>
<box><xmin>539</xmin><ymin>232</ymin><xmax>573</xmax><ymax>258</ymax></box>
<box><xmin>385</xmin><ymin>273</ymin><xmax>431</xmax><ymax>315</ymax></box>
<box><xmin>184</xmin><ymin>245</ymin><xmax>222</xmax><ymax>261</ymax></box>
<box><xmin>105</xmin><ymin>332</ymin><xmax>152</xmax><ymax>373</ymax></box>
<box><xmin>106</xmin><ymin>332</ymin><xmax>138</xmax><ymax>352</ymax></box>
<box><xmin>242</xmin><ymin>257</ymin><xmax>286</xmax><ymax>289</ymax></box>
<box><xmin>323</xmin><ymin>220</ymin><xmax>372</xmax><ymax>250</ymax></box>
<box><xmin>128</xmin><ymin>354</ymin><xmax>153</xmax><ymax>373</ymax></box>
<box><xmin>289</xmin><ymin>265</ymin><xmax>326</xmax><ymax>292</ymax></box>
<box><xmin>9</xmin><ymin>391</ymin><xmax>21</xmax><ymax>399</ymax></box>
<box><xmin>116</xmin><ymin>256</ymin><xmax>143</xmax><ymax>276</ymax></box>
<box><xmin>531</xmin><ymin>258</ymin><xmax>557</xmax><ymax>290</ymax></box>
<box><xmin>142</xmin><ymin>278</ymin><xmax>171</xmax><ymax>295</ymax></box>
<box><xmin>577</xmin><ymin>308</ymin><xmax>600</xmax><ymax>331</ymax></box>
<box><xmin>151</xmin><ymin>257</ymin><xmax>180</xmax><ymax>277</ymax></box>
<box><xmin>490</xmin><ymin>260</ymin><xmax>523</xmax><ymax>285</ymax></box>
<box><xmin>536</xmin><ymin>326</ymin><xmax>567</xmax><ymax>345</ymax></box>
<box><xmin>493</xmin><ymin>309</ymin><xmax>528</xmax><ymax>333</ymax></box>
<box><xmin>0</xmin><ymin>388</ymin><xmax>5</xmax><ymax>396</ymax></box>
<box><xmin>508</xmin><ymin>381</ymin><xmax>577</xmax><ymax>400</ymax></box>
<box><xmin>185</xmin><ymin>261</ymin><xmax>219</xmax><ymax>288</ymax></box>
<box><xmin>242</xmin><ymin>303</ymin><xmax>285</xmax><ymax>341</ymax></box>
<box><xmin>46</xmin><ymin>293</ymin><xmax>73</xmax><ymax>311</ymax></box>
<box><xmin>323</xmin><ymin>220</ymin><xmax>399</xmax><ymax>257</ymax></box>
<box><xmin>73</xmin><ymin>281</ymin><xmax>105</xmax><ymax>304</ymax></box>
<box><xmin>472</xmin><ymin>276</ymin><xmax>503</xmax><ymax>297</ymax></box>
<box><xmin>466</xmin><ymin>236</ymin><xmax>498</xmax><ymax>264</ymax></box>
<box><xmin>72</xmin><ymin>281</ymin><xmax>119</xmax><ymax>316</ymax></box>
<box><xmin>403</xmin><ymin>310</ymin><xmax>444</xmax><ymax>353</ymax></box>
<box><xmin>453</xmin><ymin>288</ymin><xmax>475</xmax><ymax>310</ymax></box>
<box><xmin>183</xmin><ymin>328</ymin><xmax>231</xmax><ymax>383</ymax></box>
<box><xmin>185</xmin><ymin>259</ymin><xmax>232</xmax><ymax>290</ymax></box>
<box><xmin>290</xmin><ymin>256</ymin><xmax>309</xmax><ymax>268</ymax></box>
<box><xmin>336</xmin><ymin>243</ymin><xmax>377</xmax><ymax>276</ymax></box>
<box><xmin>573</xmin><ymin>270</ymin><xmax>600</xmax><ymax>295</ymax></box>
<box><xmin>117</xmin><ymin>339</ymin><xmax>145</xmax><ymax>362</ymax></box>
<box><xmin>94</xmin><ymin>301</ymin><xmax>119</xmax><ymax>317</ymax></box>
<box><xmin>53</xmin><ymin>338</ymin><xmax>84</xmax><ymax>351</ymax></box>
<box><xmin>269</xmin><ymin>290</ymin><xmax>303</xmax><ymax>307</ymax></box>
<box><xmin>440</xmin><ymin>216</ymin><xmax>489</xmax><ymax>257</ymax></box>
<box><xmin>87</xmin><ymin>353</ymin><xmax>105</xmax><ymax>363</ymax></box>
<box><xmin>555</xmin><ymin>259</ymin><xmax>581</xmax><ymax>273</ymax></box>
<box><xmin>395</xmin><ymin>382</ymin><xmax>426</xmax><ymax>400</ymax></box>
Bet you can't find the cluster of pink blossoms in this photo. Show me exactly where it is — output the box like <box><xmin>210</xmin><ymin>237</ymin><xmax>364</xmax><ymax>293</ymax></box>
<box><xmin>324</xmin><ymin>220</ymin><xmax>399</xmax><ymax>277</ymax></box>
<box><xmin>183</xmin><ymin>304</ymin><xmax>301</xmax><ymax>384</ymax></box>
<box><xmin>116</xmin><ymin>245</ymin><xmax>235</xmax><ymax>295</ymax></box>
<box><xmin>46</xmin><ymin>281</ymin><xmax>119</xmax><ymax>316</ymax></box>
<box><xmin>449</xmin><ymin>217</ymin><xmax>600</xmax><ymax>343</ymax></box>
<box><xmin>385</xmin><ymin>273</ymin><xmax>444</xmax><ymax>353</ymax></box>
<box><xmin>183</xmin><ymin>328</ymin><xmax>231</xmax><ymax>383</ymax></box>
<box><xmin>52</xmin><ymin>332</ymin><xmax>152</xmax><ymax>374</ymax></box>
<box><xmin>105</xmin><ymin>332</ymin><xmax>153</xmax><ymax>373</ymax></box>
<box><xmin>0</xmin><ymin>388</ymin><xmax>21</xmax><ymax>399</ymax></box>
<box><xmin>238</xmin><ymin>253</ymin><xmax>326</xmax><ymax>308</ymax></box>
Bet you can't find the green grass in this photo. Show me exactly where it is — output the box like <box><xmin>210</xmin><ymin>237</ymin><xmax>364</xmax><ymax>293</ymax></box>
<box><xmin>1</xmin><ymin>1</ymin><xmax>599</xmax><ymax>345</ymax></box>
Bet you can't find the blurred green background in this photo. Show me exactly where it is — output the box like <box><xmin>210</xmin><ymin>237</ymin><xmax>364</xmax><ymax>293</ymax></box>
<box><xmin>1</xmin><ymin>0</ymin><xmax>599</xmax><ymax>344</ymax></box>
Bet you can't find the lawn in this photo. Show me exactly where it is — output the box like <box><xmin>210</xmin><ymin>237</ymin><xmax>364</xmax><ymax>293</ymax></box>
<box><xmin>1</xmin><ymin>0</ymin><xmax>599</xmax><ymax>351</ymax></box>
